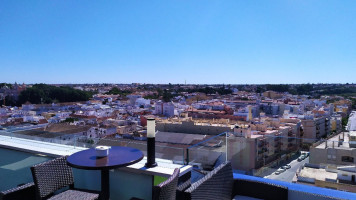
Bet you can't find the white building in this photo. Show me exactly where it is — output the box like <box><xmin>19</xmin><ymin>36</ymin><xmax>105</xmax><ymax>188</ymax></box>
<box><xmin>163</xmin><ymin>102</ymin><xmax>175</xmax><ymax>117</ymax></box>
<box><xmin>127</xmin><ymin>95</ymin><xmax>142</xmax><ymax>105</ymax></box>
<box><xmin>23</xmin><ymin>115</ymin><xmax>44</xmax><ymax>123</ymax></box>
<box><xmin>155</xmin><ymin>102</ymin><xmax>163</xmax><ymax>115</ymax></box>
<box><xmin>135</xmin><ymin>98</ymin><xmax>151</xmax><ymax>107</ymax></box>
<box><xmin>347</xmin><ymin>111</ymin><xmax>356</xmax><ymax>131</ymax></box>
<box><xmin>86</xmin><ymin>126</ymin><xmax>117</xmax><ymax>138</ymax></box>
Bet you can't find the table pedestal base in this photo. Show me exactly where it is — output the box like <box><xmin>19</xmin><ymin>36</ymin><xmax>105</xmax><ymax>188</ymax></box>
<box><xmin>101</xmin><ymin>170</ymin><xmax>109</xmax><ymax>200</ymax></box>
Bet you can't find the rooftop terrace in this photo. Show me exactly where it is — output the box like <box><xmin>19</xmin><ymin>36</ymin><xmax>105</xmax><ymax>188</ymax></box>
<box><xmin>1</xmin><ymin>128</ymin><xmax>356</xmax><ymax>199</ymax></box>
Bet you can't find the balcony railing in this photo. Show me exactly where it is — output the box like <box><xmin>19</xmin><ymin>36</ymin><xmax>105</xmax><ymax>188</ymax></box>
<box><xmin>185</xmin><ymin>132</ymin><xmax>229</xmax><ymax>169</ymax></box>
<box><xmin>2</xmin><ymin>125</ymin><xmax>356</xmax><ymax>199</ymax></box>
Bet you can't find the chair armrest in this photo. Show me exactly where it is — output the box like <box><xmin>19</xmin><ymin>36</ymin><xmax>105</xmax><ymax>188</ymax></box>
<box><xmin>177</xmin><ymin>178</ymin><xmax>191</xmax><ymax>192</ymax></box>
<box><xmin>0</xmin><ymin>182</ymin><xmax>36</xmax><ymax>200</ymax></box>
<box><xmin>176</xmin><ymin>179</ymin><xmax>191</xmax><ymax>200</ymax></box>
<box><xmin>177</xmin><ymin>174</ymin><xmax>208</xmax><ymax>200</ymax></box>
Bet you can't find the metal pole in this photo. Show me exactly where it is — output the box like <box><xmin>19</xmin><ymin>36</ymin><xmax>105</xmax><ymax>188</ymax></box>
<box><xmin>145</xmin><ymin>137</ymin><xmax>157</xmax><ymax>168</ymax></box>
<box><xmin>186</xmin><ymin>148</ymin><xmax>189</xmax><ymax>165</ymax></box>
<box><xmin>225</xmin><ymin>132</ymin><xmax>228</xmax><ymax>162</ymax></box>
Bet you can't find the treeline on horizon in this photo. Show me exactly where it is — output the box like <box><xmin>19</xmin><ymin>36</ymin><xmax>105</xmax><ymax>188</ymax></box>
<box><xmin>1</xmin><ymin>82</ymin><xmax>356</xmax><ymax>106</ymax></box>
<box><xmin>0</xmin><ymin>84</ymin><xmax>93</xmax><ymax>106</ymax></box>
<box><xmin>259</xmin><ymin>84</ymin><xmax>356</xmax><ymax>96</ymax></box>
<box><xmin>18</xmin><ymin>84</ymin><xmax>93</xmax><ymax>104</ymax></box>
<box><xmin>137</xmin><ymin>83</ymin><xmax>356</xmax><ymax>96</ymax></box>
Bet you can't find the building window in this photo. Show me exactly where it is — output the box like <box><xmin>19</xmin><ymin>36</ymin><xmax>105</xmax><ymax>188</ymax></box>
<box><xmin>341</xmin><ymin>156</ymin><xmax>354</xmax><ymax>163</ymax></box>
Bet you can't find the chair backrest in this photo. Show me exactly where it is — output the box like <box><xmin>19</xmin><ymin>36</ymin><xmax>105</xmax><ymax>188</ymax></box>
<box><xmin>185</xmin><ymin>161</ymin><xmax>234</xmax><ymax>200</ymax></box>
<box><xmin>153</xmin><ymin>168</ymin><xmax>180</xmax><ymax>200</ymax></box>
<box><xmin>31</xmin><ymin>156</ymin><xmax>74</xmax><ymax>200</ymax></box>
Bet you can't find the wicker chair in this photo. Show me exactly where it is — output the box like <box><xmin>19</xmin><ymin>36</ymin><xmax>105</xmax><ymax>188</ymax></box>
<box><xmin>31</xmin><ymin>156</ymin><xmax>99</xmax><ymax>200</ymax></box>
<box><xmin>132</xmin><ymin>168</ymin><xmax>180</xmax><ymax>200</ymax></box>
<box><xmin>179</xmin><ymin>162</ymin><xmax>288</xmax><ymax>200</ymax></box>
<box><xmin>153</xmin><ymin>168</ymin><xmax>180</xmax><ymax>200</ymax></box>
<box><xmin>180</xmin><ymin>162</ymin><xmax>234</xmax><ymax>200</ymax></box>
<box><xmin>0</xmin><ymin>182</ymin><xmax>36</xmax><ymax>200</ymax></box>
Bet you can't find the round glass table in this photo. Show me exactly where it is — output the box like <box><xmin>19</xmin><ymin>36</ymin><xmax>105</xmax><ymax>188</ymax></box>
<box><xmin>67</xmin><ymin>146</ymin><xmax>144</xmax><ymax>200</ymax></box>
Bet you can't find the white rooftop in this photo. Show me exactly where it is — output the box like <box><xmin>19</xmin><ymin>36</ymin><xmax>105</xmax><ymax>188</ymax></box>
<box><xmin>299</xmin><ymin>167</ymin><xmax>337</xmax><ymax>182</ymax></box>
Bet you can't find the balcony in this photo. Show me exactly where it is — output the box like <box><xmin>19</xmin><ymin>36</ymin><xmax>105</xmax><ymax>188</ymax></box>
<box><xmin>0</xmin><ymin>133</ymin><xmax>192</xmax><ymax>200</ymax></box>
<box><xmin>1</xmin><ymin>130</ymin><xmax>356</xmax><ymax>200</ymax></box>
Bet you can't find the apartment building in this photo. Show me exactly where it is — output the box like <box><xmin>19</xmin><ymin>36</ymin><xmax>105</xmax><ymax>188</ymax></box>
<box><xmin>310</xmin><ymin>131</ymin><xmax>356</xmax><ymax>166</ymax></box>
<box><xmin>263</xmin><ymin>91</ymin><xmax>283</xmax><ymax>99</ymax></box>
<box><xmin>155</xmin><ymin>101</ymin><xmax>175</xmax><ymax>117</ymax></box>
<box><xmin>227</xmin><ymin>118</ymin><xmax>301</xmax><ymax>172</ymax></box>
<box><xmin>347</xmin><ymin>111</ymin><xmax>356</xmax><ymax>131</ymax></box>
<box><xmin>301</xmin><ymin>117</ymin><xmax>328</xmax><ymax>143</ymax></box>
<box><xmin>85</xmin><ymin>126</ymin><xmax>117</xmax><ymax>138</ymax></box>
<box><xmin>331</xmin><ymin>114</ymin><xmax>342</xmax><ymax>133</ymax></box>
<box><xmin>295</xmin><ymin>163</ymin><xmax>356</xmax><ymax>193</ymax></box>
<box><xmin>156</xmin><ymin>119</ymin><xmax>233</xmax><ymax>135</ymax></box>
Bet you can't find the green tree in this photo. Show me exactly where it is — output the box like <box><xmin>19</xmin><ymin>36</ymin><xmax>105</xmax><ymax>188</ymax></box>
<box><xmin>163</xmin><ymin>89</ymin><xmax>172</xmax><ymax>102</ymax></box>
<box><xmin>342</xmin><ymin>117</ymin><xmax>349</xmax><ymax>131</ymax></box>
<box><xmin>18</xmin><ymin>84</ymin><xmax>92</xmax><ymax>105</ymax></box>
<box><xmin>106</xmin><ymin>87</ymin><xmax>131</xmax><ymax>96</ymax></box>
<box><xmin>63</xmin><ymin>118</ymin><xmax>78</xmax><ymax>123</ymax></box>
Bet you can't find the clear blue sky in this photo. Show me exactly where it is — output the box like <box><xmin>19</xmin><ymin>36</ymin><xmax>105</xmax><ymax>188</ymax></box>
<box><xmin>1</xmin><ymin>1</ymin><xmax>355</xmax><ymax>84</ymax></box>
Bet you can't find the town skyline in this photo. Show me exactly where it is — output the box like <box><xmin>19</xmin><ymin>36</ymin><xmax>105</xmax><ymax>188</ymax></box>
<box><xmin>1</xmin><ymin>1</ymin><xmax>356</xmax><ymax>199</ymax></box>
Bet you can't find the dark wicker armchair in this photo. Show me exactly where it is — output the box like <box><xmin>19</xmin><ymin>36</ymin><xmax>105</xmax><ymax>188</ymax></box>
<box><xmin>132</xmin><ymin>168</ymin><xmax>180</xmax><ymax>200</ymax></box>
<box><xmin>179</xmin><ymin>162</ymin><xmax>234</xmax><ymax>200</ymax></box>
<box><xmin>179</xmin><ymin>162</ymin><xmax>288</xmax><ymax>200</ymax></box>
<box><xmin>153</xmin><ymin>168</ymin><xmax>180</xmax><ymax>200</ymax></box>
<box><xmin>31</xmin><ymin>156</ymin><xmax>99</xmax><ymax>200</ymax></box>
<box><xmin>0</xmin><ymin>182</ymin><xmax>36</xmax><ymax>200</ymax></box>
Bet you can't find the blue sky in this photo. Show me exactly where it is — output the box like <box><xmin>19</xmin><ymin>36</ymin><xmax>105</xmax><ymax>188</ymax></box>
<box><xmin>0</xmin><ymin>1</ymin><xmax>355</xmax><ymax>84</ymax></box>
